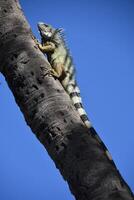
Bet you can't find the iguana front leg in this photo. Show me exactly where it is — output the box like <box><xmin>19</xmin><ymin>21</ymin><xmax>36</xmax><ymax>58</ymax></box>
<box><xmin>38</xmin><ymin>41</ymin><xmax>56</xmax><ymax>53</ymax></box>
<box><xmin>37</xmin><ymin>41</ymin><xmax>59</xmax><ymax>77</ymax></box>
<box><xmin>37</xmin><ymin>41</ymin><xmax>66</xmax><ymax>79</ymax></box>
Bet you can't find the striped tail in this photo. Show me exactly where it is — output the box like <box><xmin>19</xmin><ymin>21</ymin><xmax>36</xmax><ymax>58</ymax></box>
<box><xmin>62</xmin><ymin>56</ymin><xmax>92</xmax><ymax>128</ymax></box>
<box><xmin>61</xmin><ymin>58</ymin><xmax>114</xmax><ymax>163</ymax></box>
<box><xmin>65</xmin><ymin>80</ymin><xmax>115</xmax><ymax>163</ymax></box>
<box><xmin>66</xmin><ymin>81</ymin><xmax>92</xmax><ymax>128</ymax></box>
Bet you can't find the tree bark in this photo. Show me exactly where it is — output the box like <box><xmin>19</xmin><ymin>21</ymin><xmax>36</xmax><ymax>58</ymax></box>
<box><xmin>0</xmin><ymin>0</ymin><xmax>133</xmax><ymax>199</ymax></box>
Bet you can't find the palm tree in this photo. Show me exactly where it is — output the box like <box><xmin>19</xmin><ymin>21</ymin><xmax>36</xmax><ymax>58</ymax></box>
<box><xmin>0</xmin><ymin>0</ymin><xmax>133</xmax><ymax>199</ymax></box>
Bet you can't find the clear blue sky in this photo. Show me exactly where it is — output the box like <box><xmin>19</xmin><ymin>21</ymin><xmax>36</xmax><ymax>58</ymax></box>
<box><xmin>0</xmin><ymin>0</ymin><xmax>134</xmax><ymax>199</ymax></box>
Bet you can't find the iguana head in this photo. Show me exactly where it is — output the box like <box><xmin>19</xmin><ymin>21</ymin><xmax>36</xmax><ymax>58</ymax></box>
<box><xmin>38</xmin><ymin>22</ymin><xmax>64</xmax><ymax>43</ymax></box>
<box><xmin>38</xmin><ymin>22</ymin><xmax>55</xmax><ymax>40</ymax></box>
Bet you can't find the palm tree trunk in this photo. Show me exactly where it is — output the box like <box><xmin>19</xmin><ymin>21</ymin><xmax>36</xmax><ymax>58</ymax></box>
<box><xmin>0</xmin><ymin>0</ymin><xmax>133</xmax><ymax>199</ymax></box>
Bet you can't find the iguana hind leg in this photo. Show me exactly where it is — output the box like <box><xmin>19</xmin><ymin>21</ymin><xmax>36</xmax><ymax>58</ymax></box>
<box><xmin>51</xmin><ymin>63</ymin><xmax>66</xmax><ymax>80</ymax></box>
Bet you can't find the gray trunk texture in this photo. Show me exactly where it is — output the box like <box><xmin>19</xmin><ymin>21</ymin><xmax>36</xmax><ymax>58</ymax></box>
<box><xmin>0</xmin><ymin>0</ymin><xmax>133</xmax><ymax>199</ymax></box>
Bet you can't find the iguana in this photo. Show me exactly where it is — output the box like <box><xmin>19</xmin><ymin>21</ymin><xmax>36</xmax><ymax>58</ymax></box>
<box><xmin>36</xmin><ymin>22</ymin><xmax>114</xmax><ymax>162</ymax></box>
<box><xmin>37</xmin><ymin>22</ymin><xmax>91</xmax><ymax>127</ymax></box>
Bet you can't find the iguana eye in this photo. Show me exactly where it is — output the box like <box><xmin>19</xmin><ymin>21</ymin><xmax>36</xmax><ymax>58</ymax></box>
<box><xmin>44</xmin><ymin>24</ymin><xmax>49</xmax><ymax>28</ymax></box>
